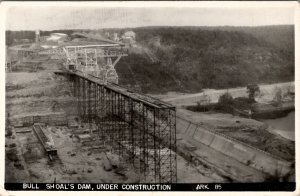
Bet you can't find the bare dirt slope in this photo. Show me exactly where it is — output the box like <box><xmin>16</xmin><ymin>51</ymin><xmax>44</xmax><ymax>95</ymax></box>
<box><xmin>6</xmin><ymin>71</ymin><xmax>76</xmax><ymax>117</ymax></box>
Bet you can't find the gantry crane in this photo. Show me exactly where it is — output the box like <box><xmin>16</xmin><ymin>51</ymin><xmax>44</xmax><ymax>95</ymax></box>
<box><xmin>38</xmin><ymin>32</ymin><xmax>128</xmax><ymax>84</ymax></box>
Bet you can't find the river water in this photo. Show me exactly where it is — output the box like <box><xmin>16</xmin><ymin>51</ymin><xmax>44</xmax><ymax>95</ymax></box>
<box><xmin>261</xmin><ymin>111</ymin><xmax>295</xmax><ymax>141</ymax></box>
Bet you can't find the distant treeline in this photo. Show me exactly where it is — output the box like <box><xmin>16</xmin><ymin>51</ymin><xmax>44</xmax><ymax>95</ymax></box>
<box><xmin>6</xmin><ymin>25</ymin><xmax>295</xmax><ymax>93</ymax></box>
<box><xmin>133</xmin><ymin>25</ymin><xmax>294</xmax><ymax>52</ymax></box>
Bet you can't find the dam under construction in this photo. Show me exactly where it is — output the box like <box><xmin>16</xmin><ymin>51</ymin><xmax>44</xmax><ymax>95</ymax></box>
<box><xmin>5</xmin><ymin>31</ymin><xmax>295</xmax><ymax>184</ymax></box>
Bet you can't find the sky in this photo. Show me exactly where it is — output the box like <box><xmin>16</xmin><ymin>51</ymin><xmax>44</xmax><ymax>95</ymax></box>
<box><xmin>4</xmin><ymin>3</ymin><xmax>296</xmax><ymax>30</ymax></box>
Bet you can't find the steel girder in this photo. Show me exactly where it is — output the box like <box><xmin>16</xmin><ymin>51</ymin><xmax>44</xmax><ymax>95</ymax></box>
<box><xmin>72</xmin><ymin>75</ymin><xmax>177</xmax><ymax>183</ymax></box>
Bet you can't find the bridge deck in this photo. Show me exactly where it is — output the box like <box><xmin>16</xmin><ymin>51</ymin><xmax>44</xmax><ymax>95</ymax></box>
<box><xmin>57</xmin><ymin>70</ymin><xmax>175</xmax><ymax>109</ymax></box>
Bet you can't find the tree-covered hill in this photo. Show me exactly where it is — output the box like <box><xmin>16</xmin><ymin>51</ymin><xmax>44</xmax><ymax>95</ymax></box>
<box><xmin>116</xmin><ymin>25</ymin><xmax>294</xmax><ymax>93</ymax></box>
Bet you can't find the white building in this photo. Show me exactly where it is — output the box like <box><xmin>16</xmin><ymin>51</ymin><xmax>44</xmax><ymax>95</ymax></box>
<box><xmin>123</xmin><ymin>31</ymin><xmax>136</xmax><ymax>40</ymax></box>
<box><xmin>46</xmin><ymin>33</ymin><xmax>68</xmax><ymax>42</ymax></box>
<box><xmin>122</xmin><ymin>31</ymin><xmax>136</xmax><ymax>46</ymax></box>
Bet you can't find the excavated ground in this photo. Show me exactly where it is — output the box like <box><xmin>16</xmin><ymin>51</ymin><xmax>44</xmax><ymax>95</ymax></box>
<box><xmin>5</xmin><ymin>55</ymin><xmax>230</xmax><ymax>183</ymax></box>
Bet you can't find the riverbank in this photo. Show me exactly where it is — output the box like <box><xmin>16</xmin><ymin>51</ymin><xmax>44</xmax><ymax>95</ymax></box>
<box><xmin>262</xmin><ymin>112</ymin><xmax>295</xmax><ymax>141</ymax></box>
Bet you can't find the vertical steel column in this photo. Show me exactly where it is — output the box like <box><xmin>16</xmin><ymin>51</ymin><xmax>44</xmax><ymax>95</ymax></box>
<box><xmin>78</xmin><ymin>77</ymin><xmax>82</xmax><ymax>118</ymax></box>
<box><xmin>156</xmin><ymin>108</ymin><xmax>161</xmax><ymax>183</ymax></box>
<box><xmin>95</xmin><ymin>83</ymin><xmax>98</xmax><ymax>119</ymax></box>
<box><xmin>130</xmin><ymin>100</ymin><xmax>134</xmax><ymax>165</ymax></box>
<box><xmin>111</xmin><ymin>91</ymin><xmax>114</xmax><ymax>146</ymax></box>
<box><xmin>141</xmin><ymin>104</ymin><xmax>146</xmax><ymax>174</ymax></box>
<box><xmin>88</xmin><ymin>81</ymin><xmax>91</xmax><ymax>126</ymax></box>
<box><xmin>114</xmin><ymin>91</ymin><xmax>117</xmax><ymax>151</ymax></box>
<box><xmin>117</xmin><ymin>93</ymin><xmax>121</xmax><ymax>158</ymax></box>
<box><xmin>73</xmin><ymin>75</ymin><xmax>77</xmax><ymax>98</ymax></box>
<box><xmin>98</xmin><ymin>85</ymin><xmax>103</xmax><ymax>140</ymax></box>
<box><xmin>159</xmin><ymin>109</ymin><xmax>169</xmax><ymax>182</ymax></box>
<box><xmin>153</xmin><ymin>108</ymin><xmax>157</xmax><ymax>183</ymax></box>
<box><xmin>90</xmin><ymin>82</ymin><xmax>94</xmax><ymax>120</ymax></box>
<box><xmin>171</xmin><ymin>109</ymin><xmax>177</xmax><ymax>183</ymax></box>
<box><xmin>137</xmin><ymin>102</ymin><xmax>143</xmax><ymax>171</ymax></box>
<box><xmin>123</xmin><ymin>96</ymin><xmax>131</xmax><ymax>161</ymax></box>
<box><xmin>102</xmin><ymin>87</ymin><xmax>107</xmax><ymax>145</ymax></box>
<box><xmin>100</xmin><ymin>86</ymin><xmax>105</xmax><ymax>144</ymax></box>
<box><xmin>108</xmin><ymin>90</ymin><xmax>112</xmax><ymax>146</ymax></box>
<box><xmin>144</xmin><ymin>106</ymin><xmax>153</xmax><ymax>182</ymax></box>
<box><xmin>73</xmin><ymin>76</ymin><xmax>78</xmax><ymax>115</ymax></box>
<box><xmin>82</xmin><ymin>79</ymin><xmax>86</xmax><ymax>121</ymax></box>
<box><xmin>112</xmin><ymin>91</ymin><xmax>115</xmax><ymax>151</ymax></box>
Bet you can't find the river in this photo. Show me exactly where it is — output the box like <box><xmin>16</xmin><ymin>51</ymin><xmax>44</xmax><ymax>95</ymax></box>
<box><xmin>261</xmin><ymin>111</ymin><xmax>295</xmax><ymax>141</ymax></box>
<box><xmin>160</xmin><ymin>81</ymin><xmax>294</xmax><ymax>107</ymax></box>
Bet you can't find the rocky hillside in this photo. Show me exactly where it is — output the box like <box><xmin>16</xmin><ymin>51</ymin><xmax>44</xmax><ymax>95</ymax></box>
<box><xmin>116</xmin><ymin>25</ymin><xmax>294</xmax><ymax>93</ymax></box>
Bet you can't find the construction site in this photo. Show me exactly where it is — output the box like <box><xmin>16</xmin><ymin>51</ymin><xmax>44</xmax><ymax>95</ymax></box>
<box><xmin>5</xmin><ymin>30</ymin><xmax>295</xmax><ymax>184</ymax></box>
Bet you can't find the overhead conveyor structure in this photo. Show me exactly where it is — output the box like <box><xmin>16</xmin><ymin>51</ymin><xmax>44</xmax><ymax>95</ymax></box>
<box><xmin>61</xmin><ymin>70</ymin><xmax>177</xmax><ymax>183</ymax></box>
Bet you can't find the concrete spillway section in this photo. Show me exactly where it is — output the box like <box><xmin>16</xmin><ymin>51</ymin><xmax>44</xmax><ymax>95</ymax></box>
<box><xmin>176</xmin><ymin>116</ymin><xmax>292</xmax><ymax>178</ymax></box>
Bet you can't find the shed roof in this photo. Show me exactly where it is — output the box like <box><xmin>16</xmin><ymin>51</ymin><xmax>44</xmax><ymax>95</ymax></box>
<box><xmin>72</xmin><ymin>32</ymin><xmax>124</xmax><ymax>46</ymax></box>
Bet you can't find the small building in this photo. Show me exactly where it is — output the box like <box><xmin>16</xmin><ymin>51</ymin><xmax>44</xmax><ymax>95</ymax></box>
<box><xmin>121</xmin><ymin>31</ymin><xmax>136</xmax><ymax>47</ymax></box>
<box><xmin>123</xmin><ymin>31</ymin><xmax>136</xmax><ymax>40</ymax></box>
<box><xmin>122</xmin><ymin>31</ymin><xmax>136</xmax><ymax>47</ymax></box>
<box><xmin>46</xmin><ymin>33</ymin><xmax>68</xmax><ymax>42</ymax></box>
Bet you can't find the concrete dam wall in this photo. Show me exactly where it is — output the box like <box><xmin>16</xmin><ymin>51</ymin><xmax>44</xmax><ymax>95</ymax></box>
<box><xmin>176</xmin><ymin>115</ymin><xmax>292</xmax><ymax>177</ymax></box>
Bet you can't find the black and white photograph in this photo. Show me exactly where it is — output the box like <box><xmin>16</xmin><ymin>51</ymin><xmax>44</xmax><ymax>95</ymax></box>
<box><xmin>1</xmin><ymin>1</ymin><xmax>298</xmax><ymax>193</ymax></box>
